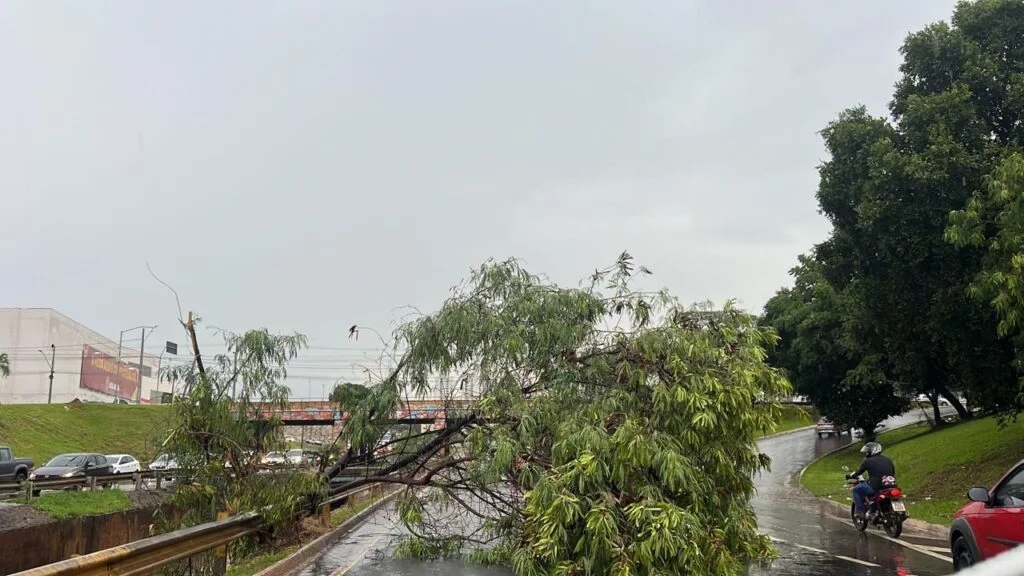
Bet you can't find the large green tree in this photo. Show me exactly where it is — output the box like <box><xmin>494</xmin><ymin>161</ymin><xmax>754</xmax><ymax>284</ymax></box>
<box><xmin>331</xmin><ymin>254</ymin><xmax>790</xmax><ymax>575</ymax></box>
<box><xmin>761</xmin><ymin>254</ymin><xmax>908</xmax><ymax>438</ymax></box>
<box><xmin>948</xmin><ymin>154</ymin><xmax>1024</xmax><ymax>409</ymax></box>
<box><xmin>812</xmin><ymin>0</ymin><xmax>1024</xmax><ymax>417</ymax></box>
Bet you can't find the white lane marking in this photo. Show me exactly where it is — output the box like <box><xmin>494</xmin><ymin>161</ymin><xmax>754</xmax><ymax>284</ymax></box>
<box><xmin>836</xmin><ymin>554</ymin><xmax>881</xmax><ymax>567</ymax></box>
<box><xmin>328</xmin><ymin>529</ymin><xmax>391</xmax><ymax>576</ymax></box>
<box><xmin>874</xmin><ymin>532</ymin><xmax>953</xmax><ymax>563</ymax></box>
<box><xmin>918</xmin><ymin>544</ymin><xmax>952</xmax><ymax>554</ymax></box>
<box><xmin>794</xmin><ymin>543</ymin><xmax>829</xmax><ymax>554</ymax></box>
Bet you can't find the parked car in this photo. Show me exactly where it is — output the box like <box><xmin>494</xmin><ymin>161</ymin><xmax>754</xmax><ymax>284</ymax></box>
<box><xmin>262</xmin><ymin>452</ymin><xmax>286</xmax><ymax>466</ymax></box>
<box><xmin>0</xmin><ymin>446</ymin><xmax>34</xmax><ymax>482</ymax></box>
<box><xmin>107</xmin><ymin>454</ymin><xmax>141</xmax><ymax>474</ymax></box>
<box><xmin>949</xmin><ymin>459</ymin><xmax>1024</xmax><ymax>571</ymax></box>
<box><xmin>148</xmin><ymin>453</ymin><xmax>179</xmax><ymax>472</ymax></box>
<box><xmin>30</xmin><ymin>453</ymin><xmax>113</xmax><ymax>481</ymax></box>
<box><xmin>285</xmin><ymin>449</ymin><xmax>307</xmax><ymax>466</ymax></box>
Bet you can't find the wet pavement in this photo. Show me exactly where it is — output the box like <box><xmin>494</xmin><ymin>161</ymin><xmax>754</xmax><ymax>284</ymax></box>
<box><xmin>293</xmin><ymin>410</ymin><xmax>958</xmax><ymax>576</ymax></box>
<box><xmin>748</xmin><ymin>410</ymin><xmax>955</xmax><ymax>576</ymax></box>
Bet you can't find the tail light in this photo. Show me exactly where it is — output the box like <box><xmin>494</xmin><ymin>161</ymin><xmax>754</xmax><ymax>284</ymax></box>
<box><xmin>890</xmin><ymin>488</ymin><xmax>902</xmax><ymax>498</ymax></box>
<box><xmin>876</xmin><ymin>493</ymin><xmax>886</xmax><ymax>500</ymax></box>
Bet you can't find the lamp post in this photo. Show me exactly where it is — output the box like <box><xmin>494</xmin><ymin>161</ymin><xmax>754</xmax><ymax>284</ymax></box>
<box><xmin>113</xmin><ymin>325</ymin><xmax>157</xmax><ymax>404</ymax></box>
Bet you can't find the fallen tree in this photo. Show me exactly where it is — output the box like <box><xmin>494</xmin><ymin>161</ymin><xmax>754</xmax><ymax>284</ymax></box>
<box><xmin>328</xmin><ymin>253</ymin><xmax>791</xmax><ymax>575</ymax></box>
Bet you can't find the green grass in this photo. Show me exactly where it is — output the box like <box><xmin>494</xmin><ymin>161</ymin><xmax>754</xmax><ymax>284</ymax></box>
<box><xmin>0</xmin><ymin>403</ymin><xmax>172</xmax><ymax>466</ymax></box>
<box><xmin>769</xmin><ymin>405</ymin><xmax>817</xmax><ymax>435</ymax></box>
<box><xmin>32</xmin><ymin>489</ymin><xmax>132</xmax><ymax>519</ymax></box>
<box><xmin>801</xmin><ymin>416</ymin><xmax>1024</xmax><ymax>526</ymax></box>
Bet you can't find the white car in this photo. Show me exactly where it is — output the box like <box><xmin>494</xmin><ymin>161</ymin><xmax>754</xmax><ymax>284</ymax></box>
<box><xmin>107</xmin><ymin>454</ymin><xmax>141</xmax><ymax>474</ymax></box>
<box><xmin>285</xmin><ymin>449</ymin><xmax>307</xmax><ymax>466</ymax></box>
<box><xmin>148</xmin><ymin>454</ymin><xmax>179</xmax><ymax>471</ymax></box>
<box><xmin>261</xmin><ymin>452</ymin><xmax>286</xmax><ymax>466</ymax></box>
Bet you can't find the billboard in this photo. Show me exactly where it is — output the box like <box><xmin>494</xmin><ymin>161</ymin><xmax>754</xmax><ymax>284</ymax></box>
<box><xmin>80</xmin><ymin>344</ymin><xmax>140</xmax><ymax>400</ymax></box>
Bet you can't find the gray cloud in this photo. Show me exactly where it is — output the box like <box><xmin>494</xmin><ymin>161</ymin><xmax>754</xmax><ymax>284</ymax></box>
<box><xmin>0</xmin><ymin>0</ymin><xmax>957</xmax><ymax>397</ymax></box>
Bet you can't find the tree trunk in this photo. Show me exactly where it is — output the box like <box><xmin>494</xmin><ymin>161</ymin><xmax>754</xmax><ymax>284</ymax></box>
<box><xmin>929</xmin><ymin>392</ymin><xmax>942</xmax><ymax>426</ymax></box>
<box><xmin>936</xmin><ymin>382</ymin><xmax>971</xmax><ymax>420</ymax></box>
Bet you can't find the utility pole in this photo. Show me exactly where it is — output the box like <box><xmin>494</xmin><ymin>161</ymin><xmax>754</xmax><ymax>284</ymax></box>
<box><xmin>136</xmin><ymin>327</ymin><xmax>147</xmax><ymax>403</ymax></box>
<box><xmin>39</xmin><ymin>344</ymin><xmax>55</xmax><ymax>404</ymax></box>
<box><xmin>114</xmin><ymin>332</ymin><xmax>124</xmax><ymax>404</ymax></box>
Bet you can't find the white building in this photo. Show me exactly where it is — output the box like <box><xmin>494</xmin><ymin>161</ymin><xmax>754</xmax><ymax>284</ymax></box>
<box><xmin>0</xmin><ymin>308</ymin><xmax>174</xmax><ymax>405</ymax></box>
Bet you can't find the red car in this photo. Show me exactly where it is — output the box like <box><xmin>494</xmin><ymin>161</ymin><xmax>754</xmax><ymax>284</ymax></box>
<box><xmin>949</xmin><ymin>459</ymin><xmax>1024</xmax><ymax>571</ymax></box>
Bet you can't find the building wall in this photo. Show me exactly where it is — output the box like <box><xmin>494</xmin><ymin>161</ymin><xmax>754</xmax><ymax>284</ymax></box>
<box><xmin>0</xmin><ymin>308</ymin><xmax>165</xmax><ymax>405</ymax></box>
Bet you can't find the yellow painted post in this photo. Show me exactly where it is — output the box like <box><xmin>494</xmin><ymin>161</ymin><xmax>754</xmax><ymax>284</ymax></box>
<box><xmin>213</xmin><ymin>511</ymin><xmax>229</xmax><ymax>575</ymax></box>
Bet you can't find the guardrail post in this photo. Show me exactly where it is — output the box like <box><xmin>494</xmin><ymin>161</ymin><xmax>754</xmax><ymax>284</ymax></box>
<box><xmin>155</xmin><ymin>471</ymin><xmax>163</xmax><ymax>489</ymax></box>
<box><xmin>88</xmin><ymin>476</ymin><xmax>97</xmax><ymax>491</ymax></box>
<box><xmin>134</xmin><ymin>472</ymin><xmax>142</xmax><ymax>492</ymax></box>
<box><xmin>213</xmin><ymin>511</ymin><xmax>229</xmax><ymax>576</ymax></box>
<box><xmin>321</xmin><ymin>502</ymin><xmax>330</xmax><ymax>526</ymax></box>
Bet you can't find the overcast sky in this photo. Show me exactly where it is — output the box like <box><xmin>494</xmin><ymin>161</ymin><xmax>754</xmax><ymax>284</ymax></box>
<box><xmin>1</xmin><ymin>1</ymin><xmax>958</xmax><ymax>397</ymax></box>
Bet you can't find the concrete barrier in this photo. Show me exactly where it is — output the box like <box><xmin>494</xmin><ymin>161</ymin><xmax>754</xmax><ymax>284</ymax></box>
<box><xmin>0</xmin><ymin>505</ymin><xmax>177</xmax><ymax>574</ymax></box>
<box><xmin>252</xmin><ymin>486</ymin><xmax>402</xmax><ymax>576</ymax></box>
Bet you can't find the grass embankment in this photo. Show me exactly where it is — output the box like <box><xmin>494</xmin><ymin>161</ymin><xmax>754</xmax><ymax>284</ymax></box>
<box><xmin>0</xmin><ymin>403</ymin><xmax>172</xmax><ymax>465</ymax></box>
<box><xmin>225</xmin><ymin>491</ymin><xmax>388</xmax><ymax>576</ymax></box>
<box><xmin>32</xmin><ymin>490</ymin><xmax>132</xmax><ymax>519</ymax></box>
<box><xmin>801</xmin><ymin>416</ymin><xmax>1024</xmax><ymax>526</ymax></box>
<box><xmin>769</xmin><ymin>404</ymin><xmax>816</xmax><ymax>435</ymax></box>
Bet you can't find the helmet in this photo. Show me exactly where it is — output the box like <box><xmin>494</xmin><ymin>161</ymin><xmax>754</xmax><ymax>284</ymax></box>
<box><xmin>860</xmin><ymin>442</ymin><xmax>883</xmax><ymax>456</ymax></box>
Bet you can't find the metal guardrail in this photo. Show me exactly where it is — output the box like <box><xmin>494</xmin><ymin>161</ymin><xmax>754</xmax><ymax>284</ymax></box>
<box><xmin>10</xmin><ymin>511</ymin><xmax>262</xmax><ymax>576</ymax></box>
<box><xmin>8</xmin><ymin>484</ymin><xmax>379</xmax><ymax>576</ymax></box>
<box><xmin>0</xmin><ymin>471</ymin><xmax>162</xmax><ymax>496</ymax></box>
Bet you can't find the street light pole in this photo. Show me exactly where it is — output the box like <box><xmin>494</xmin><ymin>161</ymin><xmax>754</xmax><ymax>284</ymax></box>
<box><xmin>113</xmin><ymin>325</ymin><xmax>157</xmax><ymax>405</ymax></box>
<box><xmin>114</xmin><ymin>332</ymin><xmax>124</xmax><ymax>404</ymax></box>
<box><xmin>136</xmin><ymin>327</ymin><xmax>147</xmax><ymax>403</ymax></box>
<box><xmin>39</xmin><ymin>344</ymin><xmax>55</xmax><ymax>404</ymax></box>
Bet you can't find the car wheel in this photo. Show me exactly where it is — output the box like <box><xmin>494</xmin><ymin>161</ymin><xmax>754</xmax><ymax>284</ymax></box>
<box><xmin>15</xmin><ymin>471</ymin><xmax>27</xmax><ymax>483</ymax></box>
<box><xmin>952</xmin><ymin>536</ymin><xmax>975</xmax><ymax>571</ymax></box>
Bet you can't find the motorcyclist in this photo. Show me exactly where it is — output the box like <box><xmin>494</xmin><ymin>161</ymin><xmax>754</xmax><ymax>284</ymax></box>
<box><xmin>845</xmin><ymin>441</ymin><xmax>896</xmax><ymax>519</ymax></box>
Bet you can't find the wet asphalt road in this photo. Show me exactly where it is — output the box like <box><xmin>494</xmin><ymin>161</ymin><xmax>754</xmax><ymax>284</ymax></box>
<box><xmin>748</xmin><ymin>410</ymin><xmax>955</xmax><ymax>576</ymax></box>
<box><xmin>294</xmin><ymin>409</ymin><xmax>958</xmax><ymax>576</ymax></box>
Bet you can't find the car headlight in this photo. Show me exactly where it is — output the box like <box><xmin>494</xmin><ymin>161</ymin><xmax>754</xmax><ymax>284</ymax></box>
<box><xmin>62</xmin><ymin>471</ymin><xmax>78</xmax><ymax>478</ymax></box>
<box><xmin>29</xmin><ymin>473</ymin><xmax>36</xmax><ymax>480</ymax></box>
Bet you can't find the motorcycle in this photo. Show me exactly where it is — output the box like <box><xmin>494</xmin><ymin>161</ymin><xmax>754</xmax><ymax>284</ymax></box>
<box><xmin>841</xmin><ymin>465</ymin><xmax>909</xmax><ymax>538</ymax></box>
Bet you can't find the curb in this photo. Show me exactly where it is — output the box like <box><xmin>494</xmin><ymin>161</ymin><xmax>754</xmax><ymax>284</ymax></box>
<box><xmin>760</xmin><ymin>424</ymin><xmax>815</xmax><ymax>441</ymax></box>
<box><xmin>792</xmin><ymin>419</ymin><xmax>950</xmax><ymax>540</ymax></box>
<box><xmin>816</xmin><ymin>495</ymin><xmax>949</xmax><ymax>539</ymax></box>
<box><xmin>253</xmin><ymin>487</ymin><xmax>402</xmax><ymax>576</ymax></box>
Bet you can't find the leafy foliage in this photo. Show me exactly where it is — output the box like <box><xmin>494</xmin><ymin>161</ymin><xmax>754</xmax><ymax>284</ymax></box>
<box><xmin>0</xmin><ymin>352</ymin><xmax>8</xmax><ymax>378</ymax></box>
<box><xmin>158</xmin><ymin>322</ymin><xmax>325</xmax><ymax>568</ymax></box>
<box><xmin>338</xmin><ymin>254</ymin><xmax>789</xmax><ymax>575</ymax></box>
<box><xmin>948</xmin><ymin>153</ymin><xmax>1024</xmax><ymax>407</ymax></box>
<box><xmin>766</xmin><ymin>0</ymin><xmax>1024</xmax><ymax>423</ymax></box>
<box><xmin>760</xmin><ymin>254</ymin><xmax>908</xmax><ymax>438</ymax></box>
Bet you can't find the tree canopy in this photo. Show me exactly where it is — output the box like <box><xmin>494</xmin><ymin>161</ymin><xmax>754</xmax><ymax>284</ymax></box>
<box><xmin>331</xmin><ymin>254</ymin><xmax>789</xmax><ymax>575</ymax></box>
<box><xmin>762</xmin><ymin>0</ymin><xmax>1024</xmax><ymax>427</ymax></box>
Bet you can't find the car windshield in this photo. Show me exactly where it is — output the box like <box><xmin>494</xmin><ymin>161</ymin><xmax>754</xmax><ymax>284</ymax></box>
<box><xmin>286</xmin><ymin>450</ymin><xmax>302</xmax><ymax>457</ymax></box>
<box><xmin>46</xmin><ymin>455</ymin><xmax>86</xmax><ymax>467</ymax></box>
<box><xmin>267</xmin><ymin>452</ymin><xmax>284</xmax><ymax>458</ymax></box>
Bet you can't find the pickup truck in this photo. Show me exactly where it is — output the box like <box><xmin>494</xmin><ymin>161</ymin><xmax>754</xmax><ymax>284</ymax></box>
<box><xmin>0</xmin><ymin>446</ymin><xmax>34</xmax><ymax>482</ymax></box>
